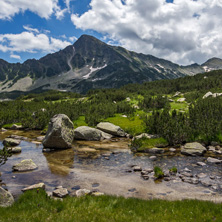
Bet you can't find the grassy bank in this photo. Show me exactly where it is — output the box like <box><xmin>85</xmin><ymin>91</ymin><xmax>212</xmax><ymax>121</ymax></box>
<box><xmin>0</xmin><ymin>190</ymin><xmax>222</xmax><ymax>221</ymax></box>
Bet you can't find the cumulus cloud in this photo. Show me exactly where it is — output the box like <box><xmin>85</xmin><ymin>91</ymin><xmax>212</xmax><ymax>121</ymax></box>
<box><xmin>10</xmin><ymin>54</ymin><xmax>21</xmax><ymax>60</ymax></box>
<box><xmin>0</xmin><ymin>0</ymin><xmax>69</xmax><ymax>20</ymax></box>
<box><xmin>0</xmin><ymin>30</ymin><xmax>72</xmax><ymax>54</ymax></box>
<box><xmin>71</xmin><ymin>0</ymin><xmax>222</xmax><ymax>65</ymax></box>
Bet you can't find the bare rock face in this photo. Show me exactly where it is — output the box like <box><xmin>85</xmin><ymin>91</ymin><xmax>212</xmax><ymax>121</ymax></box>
<box><xmin>43</xmin><ymin>114</ymin><xmax>74</xmax><ymax>149</ymax></box>
<box><xmin>96</xmin><ymin>122</ymin><xmax>125</xmax><ymax>137</ymax></box>
<box><xmin>0</xmin><ymin>187</ymin><xmax>14</xmax><ymax>207</ymax></box>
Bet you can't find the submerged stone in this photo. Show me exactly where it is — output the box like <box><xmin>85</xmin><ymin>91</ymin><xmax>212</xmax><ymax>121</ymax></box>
<box><xmin>12</xmin><ymin>159</ymin><xmax>38</xmax><ymax>172</ymax></box>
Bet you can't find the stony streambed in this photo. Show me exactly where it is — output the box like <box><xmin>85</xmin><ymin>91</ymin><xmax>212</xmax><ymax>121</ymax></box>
<box><xmin>1</xmin><ymin>130</ymin><xmax>222</xmax><ymax>202</ymax></box>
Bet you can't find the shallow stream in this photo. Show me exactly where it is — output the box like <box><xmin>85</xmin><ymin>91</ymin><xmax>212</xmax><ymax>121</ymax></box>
<box><xmin>1</xmin><ymin>130</ymin><xmax>222</xmax><ymax>202</ymax></box>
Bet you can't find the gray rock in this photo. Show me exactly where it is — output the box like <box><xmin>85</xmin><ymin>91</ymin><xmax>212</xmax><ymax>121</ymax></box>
<box><xmin>0</xmin><ymin>187</ymin><xmax>14</xmax><ymax>207</ymax></box>
<box><xmin>169</xmin><ymin>148</ymin><xmax>176</xmax><ymax>152</ymax></box>
<box><xmin>208</xmin><ymin>146</ymin><xmax>216</xmax><ymax>152</ymax></box>
<box><xmin>133</xmin><ymin>166</ymin><xmax>142</xmax><ymax>171</ymax></box>
<box><xmin>150</xmin><ymin>156</ymin><xmax>157</xmax><ymax>160</ymax></box>
<box><xmin>183</xmin><ymin>168</ymin><xmax>191</xmax><ymax>172</ymax></box>
<box><xmin>180</xmin><ymin>172</ymin><xmax>193</xmax><ymax>177</ymax></box>
<box><xmin>181</xmin><ymin>142</ymin><xmax>207</xmax><ymax>156</ymax></box>
<box><xmin>36</xmin><ymin>136</ymin><xmax>45</xmax><ymax>141</ymax></box>
<box><xmin>96</xmin><ymin>122</ymin><xmax>125</xmax><ymax>137</ymax></box>
<box><xmin>22</xmin><ymin>183</ymin><xmax>45</xmax><ymax>192</ymax></box>
<box><xmin>197</xmin><ymin>162</ymin><xmax>206</xmax><ymax>166</ymax></box>
<box><xmin>53</xmin><ymin>187</ymin><xmax>68</xmax><ymax>198</ymax></box>
<box><xmin>7</xmin><ymin>147</ymin><xmax>22</xmax><ymax>154</ymax></box>
<box><xmin>1</xmin><ymin>128</ymin><xmax>7</xmax><ymax>132</ymax></box>
<box><xmin>74</xmin><ymin>126</ymin><xmax>103</xmax><ymax>141</ymax></box>
<box><xmin>76</xmin><ymin>189</ymin><xmax>91</xmax><ymax>197</ymax></box>
<box><xmin>147</xmin><ymin>148</ymin><xmax>165</xmax><ymax>154</ymax></box>
<box><xmin>197</xmin><ymin>173</ymin><xmax>207</xmax><ymax>178</ymax></box>
<box><xmin>182</xmin><ymin>177</ymin><xmax>199</xmax><ymax>184</ymax></box>
<box><xmin>12</xmin><ymin>159</ymin><xmax>38</xmax><ymax>172</ymax></box>
<box><xmin>207</xmin><ymin>157</ymin><xmax>222</xmax><ymax>164</ymax></box>
<box><xmin>200</xmin><ymin>178</ymin><xmax>215</xmax><ymax>187</ymax></box>
<box><xmin>3</xmin><ymin>138</ymin><xmax>21</xmax><ymax>147</ymax></box>
<box><xmin>43</xmin><ymin>114</ymin><xmax>74</xmax><ymax>149</ymax></box>
<box><xmin>134</xmin><ymin>133</ymin><xmax>159</xmax><ymax>140</ymax></box>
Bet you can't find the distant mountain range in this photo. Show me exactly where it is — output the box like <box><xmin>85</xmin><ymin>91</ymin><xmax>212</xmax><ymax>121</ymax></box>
<box><xmin>0</xmin><ymin>34</ymin><xmax>222</xmax><ymax>94</ymax></box>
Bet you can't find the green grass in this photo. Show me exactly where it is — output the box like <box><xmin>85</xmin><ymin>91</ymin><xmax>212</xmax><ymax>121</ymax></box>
<box><xmin>170</xmin><ymin>102</ymin><xmax>188</xmax><ymax>111</ymax></box>
<box><xmin>154</xmin><ymin>166</ymin><xmax>164</xmax><ymax>179</ymax></box>
<box><xmin>104</xmin><ymin>114</ymin><xmax>145</xmax><ymax>135</ymax></box>
<box><xmin>73</xmin><ymin>116</ymin><xmax>88</xmax><ymax>128</ymax></box>
<box><xmin>132</xmin><ymin>137</ymin><xmax>168</xmax><ymax>152</ymax></box>
<box><xmin>2</xmin><ymin>122</ymin><xmax>22</xmax><ymax>128</ymax></box>
<box><xmin>1</xmin><ymin>190</ymin><xmax>222</xmax><ymax>222</ymax></box>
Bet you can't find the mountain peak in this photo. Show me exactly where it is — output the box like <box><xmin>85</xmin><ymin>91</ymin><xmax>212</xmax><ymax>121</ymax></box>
<box><xmin>74</xmin><ymin>34</ymin><xmax>105</xmax><ymax>47</ymax></box>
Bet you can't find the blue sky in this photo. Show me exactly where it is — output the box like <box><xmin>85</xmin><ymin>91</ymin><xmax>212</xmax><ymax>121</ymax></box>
<box><xmin>0</xmin><ymin>0</ymin><xmax>222</xmax><ymax>65</ymax></box>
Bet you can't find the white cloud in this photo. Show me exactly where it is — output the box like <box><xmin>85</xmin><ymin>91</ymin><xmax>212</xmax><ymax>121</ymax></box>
<box><xmin>0</xmin><ymin>0</ymin><xmax>69</xmax><ymax>20</ymax></box>
<box><xmin>23</xmin><ymin>25</ymin><xmax>39</xmax><ymax>33</ymax></box>
<box><xmin>10</xmin><ymin>54</ymin><xmax>21</xmax><ymax>60</ymax></box>
<box><xmin>69</xmin><ymin>36</ymin><xmax>77</xmax><ymax>42</ymax></box>
<box><xmin>0</xmin><ymin>31</ymin><xmax>72</xmax><ymax>54</ymax></box>
<box><xmin>71</xmin><ymin>0</ymin><xmax>222</xmax><ymax>65</ymax></box>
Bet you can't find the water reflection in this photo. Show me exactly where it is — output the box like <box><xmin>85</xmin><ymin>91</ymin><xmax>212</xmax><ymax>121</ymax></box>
<box><xmin>43</xmin><ymin>149</ymin><xmax>75</xmax><ymax>176</ymax></box>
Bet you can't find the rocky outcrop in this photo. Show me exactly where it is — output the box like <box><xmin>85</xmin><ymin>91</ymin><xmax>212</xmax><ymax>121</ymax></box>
<box><xmin>22</xmin><ymin>183</ymin><xmax>45</xmax><ymax>192</ymax></box>
<box><xmin>3</xmin><ymin>138</ymin><xmax>21</xmax><ymax>147</ymax></box>
<box><xmin>43</xmin><ymin>114</ymin><xmax>74</xmax><ymax>149</ymax></box>
<box><xmin>12</xmin><ymin>159</ymin><xmax>38</xmax><ymax>172</ymax></box>
<box><xmin>96</xmin><ymin>122</ymin><xmax>125</xmax><ymax>137</ymax></box>
<box><xmin>0</xmin><ymin>187</ymin><xmax>14</xmax><ymax>207</ymax></box>
<box><xmin>74</xmin><ymin>126</ymin><xmax>103</xmax><ymax>141</ymax></box>
<box><xmin>181</xmin><ymin>142</ymin><xmax>207</xmax><ymax>156</ymax></box>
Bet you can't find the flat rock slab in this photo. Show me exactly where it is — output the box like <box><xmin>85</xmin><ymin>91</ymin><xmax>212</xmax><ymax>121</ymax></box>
<box><xmin>74</xmin><ymin>126</ymin><xmax>103</xmax><ymax>141</ymax></box>
<box><xmin>3</xmin><ymin>138</ymin><xmax>21</xmax><ymax>147</ymax></box>
<box><xmin>207</xmin><ymin>157</ymin><xmax>222</xmax><ymax>164</ymax></box>
<box><xmin>22</xmin><ymin>183</ymin><xmax>45</xmax><ymax>192</ymax></box>
<box><xmin>97</xmin><ymin>122</ymin><xmax>125</xmax><ymax>137</ymax></box>
<box><xmin>53</xmin><ymin>187</ymin><xmax>68</xmax><ymax>198</ymax></box>
<box><xmin>181</xmin><ymin>142</ymin><xmax>206</xmax><ymax>156</ymax></box>
<box><xmin>0</xmin><ymin>187</ymin><xmax>14</xmax><ymax>207</ymax></box>
<box><xmin>7</xmin><ymin>147</ymin><xmax>22</xmax><ymax>154</ymax></box>
<box><xmin>12</xmin><ymin>159</ymin><xmax>38</xmax><ymax>172</ymax></box>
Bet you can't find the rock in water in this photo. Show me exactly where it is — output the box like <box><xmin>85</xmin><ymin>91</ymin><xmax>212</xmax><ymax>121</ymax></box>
<box><xmin>181</xmin><ymin>142</ymin><xmax>206</xmax><ymax>156</ymax></box>
<box><xmin>12</xmin><ymin>159</ymin><xmax>38</xmax><ymax>172</ymax></box>
<box><xmin>207</xmin><ymin>157</ymin><xmax>222</xmax><ymax>164</ymax></box>
<box><xmin>43</xmin><ymin>114</ymin><xmax>74</xmax><ymax>149</ymax></box>
<box><xmin>96</xmin><ymin>122</ymin><xmax>125</xmax><ymax>137</ymax></box>
<box><xmin>22</xmin><ymin>183</ymin><xmax>45</xmax><ymax>192</ymax></box>
<box><xmin>0</xmin><ymin>187</ymin><xmax>14</xmax><ymax>207</ymax></box>
<box><xmin>74</xmin><ymin>126</ymin><xmax>103</xmax><ymax>141</ymax></box>
<box><xmin>3</xmin><ymin>138</ymin><xmax>21</xmax><ymax>147</ymax></box>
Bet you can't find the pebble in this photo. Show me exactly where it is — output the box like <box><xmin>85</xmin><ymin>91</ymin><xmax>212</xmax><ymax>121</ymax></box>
<box><xmin>183</xmin><ymin>168</ymin><xmax>191</xmax><ymax>172</ymax></box>
<box><xmin>133</xmin><ymin>166</ymin><xmax>142</xmax><ymax>172</ymax></box>
<box><xmin>169</xmin><ymin>148</ymin><xmax>176</xmax><ymax>152</ymax></box>
<box><xmin>149</xmin><ymin>156</ymin><xmax>157</xmax><ymax>160</ymax></box>
<box><xmin>197</xmin><ymin>162</ymin><xmax>206</xmax><ymax>166</ymax></box>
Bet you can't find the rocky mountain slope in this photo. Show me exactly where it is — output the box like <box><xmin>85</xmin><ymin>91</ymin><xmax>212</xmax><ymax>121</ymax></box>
<box><xmin>0</xmin><ymin>35</ymin><xmax>222</xmax><ymax>94</ymax></box>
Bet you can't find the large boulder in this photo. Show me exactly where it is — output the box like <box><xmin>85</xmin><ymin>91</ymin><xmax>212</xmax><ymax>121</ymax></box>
<box><xmin>96</xmin><ymin>122</ymin><xmax>125</xmax><ymax>137</ymax></box>
<box><xmin>43</xmin><ymin>114</ymin><xmax>74</xmax><ymax>149</ymax></box>
<box><xmin>181</xmin><ymin>142</ymin><xmax>207</xmax><ymax>156</ymax></box>
<box><xmin>0</xmin><ymin>187</ymin><xmax>14</xmax><ymax>207</ymax></box>
<box><xmin>74</xmin><ymin>126</ymin><xmax>103</xmax><ymax>141</ymax></box>
<box><xmin>12</xmin><ymin>159</ymin><xmax>38</xmax><ymax>172</ymax></box>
